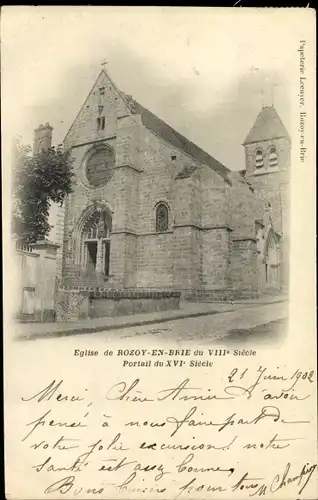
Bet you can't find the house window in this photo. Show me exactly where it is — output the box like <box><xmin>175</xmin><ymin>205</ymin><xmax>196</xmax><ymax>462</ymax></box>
<box><xmin>99</xmin><ymin>86</ymin><xmax>105</xmax><ymax>95</ymax></box>
<box><xmin>156</xmin><ymin>203</ymin><xmax>169</xmax><ymax>232</ymax></box>
<box><xmin>269</xmin><ymin>146</ymin><xmax>278</xmax><ymax>167</ymax></box>
<box><xmin>171</xmin><ymin>155</ymin><xmax>177</xmax><ymax>161</ymax></box>
<box><xmin>255</xmin><ymin>149</ymin><xmax>264</xmax><ymax>168</ymax></box>
<box><xmin>97</xmin><ymin>116</ymin><xmax>105</xmax><ymax>130</ymax></box>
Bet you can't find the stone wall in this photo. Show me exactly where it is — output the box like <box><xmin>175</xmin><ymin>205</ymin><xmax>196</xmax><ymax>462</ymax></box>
<box><xmin>62</xmin><ymin>81</ymin><xmax>230</xmax><ymax>293</ymax></box>
<box><xmin>56</xmin><ymin>287</ymin><xmax>180</xmax><ymax>322</ymax></box>
<box><xmin>15</xmin><ymin>240</ymin><xmax>59</xmax><ymax>322</ymax></box>
<box><xmin>64</xmin><ymin>71</ymin><xmax>127</xmax><ymax>149</ymax></box>
<box><xmin>90</xmin><ymin>289</ymin><xmax>180</xmax><ymax>318</ymax></box>
<box><xmin>202</xmin><ymin>228</ymin><xmax>232</xmax><ymax>291</ymax></box>
<box><xmin>61</xmin><ymin>104</ymin><xmax>267</xmax><ymax>299</ymax></box>
<box><xmin>244</xmin><ymin>136</ymin><xmax>290</xmax><ymax>236</ymax></box>
<box><xmin>244</xmin><ymin>136</ymin><xmax>290</xmax><ymax>177</ymax></box>
<box><xmin>56</xmin><ymin>288</ymin><xmax>90</xmax><ymax>322</ymax></box>
<box><xmin>244</xmin><ymin>136</ymin><xmax>290</xmax><ymax>295</ymax></box>
<box><xmin>14</xmin><ymin>244</ymin><xmax>39</xmax><ymax>318</ymax></box>
<box><xmin>137</xmin><ymin>232</ymin><xmax>174</xmax><ymax>288</ymax></box>
<box><xmin>230</xmin><ymin>238</ymin><xmax>259</xmax><ymax>298</ymax></box>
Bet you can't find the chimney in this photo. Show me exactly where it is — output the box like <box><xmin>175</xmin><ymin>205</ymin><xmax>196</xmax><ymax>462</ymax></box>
<box><xmin>33</xmin><ymin>122</ymin><xmax>53</xmax><ymax>154</ymax></box>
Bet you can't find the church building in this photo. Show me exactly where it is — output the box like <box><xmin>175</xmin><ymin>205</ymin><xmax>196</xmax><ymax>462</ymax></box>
<box><xmin>38</xmin><ymin>68</ymin><xmax>290</xmax><ymax>302</ymax></box>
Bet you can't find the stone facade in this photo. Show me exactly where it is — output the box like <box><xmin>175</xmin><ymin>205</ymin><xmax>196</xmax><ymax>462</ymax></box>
<box><xmin>46</xmin><ymin>69</ymin><xmax>290</xmax><ymax>303</ymax></box>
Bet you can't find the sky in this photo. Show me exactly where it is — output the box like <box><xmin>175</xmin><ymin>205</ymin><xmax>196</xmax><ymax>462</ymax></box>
<box><xmin>2</xmin><ymin>7</ymin><xmax>295</xmax><ymax>172</ymax></box>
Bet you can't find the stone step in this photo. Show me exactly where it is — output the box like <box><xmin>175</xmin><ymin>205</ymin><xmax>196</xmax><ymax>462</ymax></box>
<box><xmin>16</xmin><ymin>313</ymin><xmax>36</xmax><ymax>323</ymax></box>
<box><xmin>71</xmin><ymin>281</ymin><xmax>97</xmax><ymax>287</ymax></box>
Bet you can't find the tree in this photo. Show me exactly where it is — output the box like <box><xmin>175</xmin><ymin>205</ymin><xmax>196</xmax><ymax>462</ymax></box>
<box><xmin>12</xmin><ymin>138</ymin><xmax>74</xmax><ymax>243</ymax></box>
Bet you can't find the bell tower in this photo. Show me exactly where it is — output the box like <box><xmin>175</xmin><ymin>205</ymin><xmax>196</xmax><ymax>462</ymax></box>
<box><xmin>243</xmin><ymin>105</ymin><xmax>291</xmax><ymax>295</ymax></box>
<box><xmin>243</xmin><ymin>105</ymin><xmax>290</xmax><ymax>178</ymax></box>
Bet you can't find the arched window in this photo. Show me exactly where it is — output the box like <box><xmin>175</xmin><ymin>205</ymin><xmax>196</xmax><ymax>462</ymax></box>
<box><xmin>156</xmin><ymin>203</ymin><xmax>169</xmax><ymax>232</ymax></box>
<box><xmin>269</xmin><ymin>146</ymin><xmax>278</xmax><ymax>167</ymax></box>
<box><xmin>255</xmin><ymin>149</ymin><xmax>264</xmax><ymax>168</ymax></box>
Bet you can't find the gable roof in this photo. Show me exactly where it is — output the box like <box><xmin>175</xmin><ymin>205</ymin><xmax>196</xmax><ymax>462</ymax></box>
<box><xmin>136</xmin><ymin>101</ymin><xmax>230</xmax><ymax>182</ymax></box>
<box><xmin>64</xmin><ymin>70</ymin><xmax>134</xmax><ymax>146</ymax></box>
<box><xmin>123</xmin><ymin>94</ymin><xmax>231</xmax><ymax>183</ymax></box>
<box><xmin>64</xmin><ymin>68</ymin><xmax>231</xmax><ymax>183</ymax></box>
<box><xmin>64</xmin><ymin>71</ymin><xmax>104</xmax><ymax>145</ymax></box>
<box><xmin>243</xmin><ymin>106</ymin><xmax>290</xmax><ymax>145</ymax></box>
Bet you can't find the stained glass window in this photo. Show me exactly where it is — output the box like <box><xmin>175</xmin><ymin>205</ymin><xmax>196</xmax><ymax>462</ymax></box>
<box><xmin>156</xmin><ymin>203</ymin><xmax>169</xmax><ymax>232</ymax></box>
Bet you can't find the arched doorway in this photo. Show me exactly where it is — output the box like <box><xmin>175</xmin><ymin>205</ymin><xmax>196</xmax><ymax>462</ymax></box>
<box><xmin>79</xmin><ymin>209</ymin><xmax>112</xmax><ymax>279</ymax></box>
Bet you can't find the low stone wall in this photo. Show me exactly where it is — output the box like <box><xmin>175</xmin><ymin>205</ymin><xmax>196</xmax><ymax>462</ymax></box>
<box><xmin>56</xmin><ymin>288</ymin><xmax>90</xmax><ymax>322</ymax></box>
<box><xmin>89</xmin><ymin>290</ymin><xmax>180</xmax><ymax>318</ymax></box>
<box><xmin>56</xmin><ymin>287</ymin><xmax>180</xmax><ymax>322</ymax></box>
<box><xmin>181</xmin><ymin>288</ymin><xmax>260</xmax><ymax>302</ymax></box>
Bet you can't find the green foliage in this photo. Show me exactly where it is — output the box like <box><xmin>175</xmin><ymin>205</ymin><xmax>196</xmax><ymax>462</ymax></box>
<box><xmin>12</xmin><ymin>139</ymin><xmax>74</xmax><ymax>243</ymax></box>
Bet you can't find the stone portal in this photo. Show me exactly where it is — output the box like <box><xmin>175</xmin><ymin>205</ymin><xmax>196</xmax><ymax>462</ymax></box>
<box><xmin>74</xmin><ymin>206</ymin><xmax>112</xmax><ymax>286</ymax></box>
